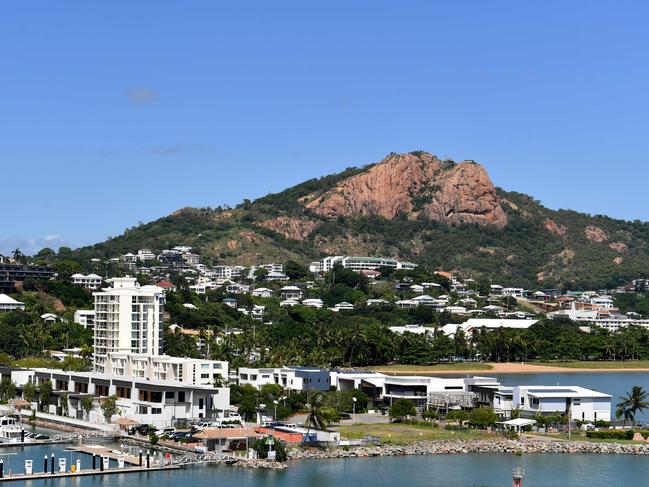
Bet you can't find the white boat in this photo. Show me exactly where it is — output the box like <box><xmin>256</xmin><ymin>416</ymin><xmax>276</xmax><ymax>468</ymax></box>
<box><xmin>0</xmin><ymin>416</ymin><xmax>23</xmax><ymax>443</ymax></box>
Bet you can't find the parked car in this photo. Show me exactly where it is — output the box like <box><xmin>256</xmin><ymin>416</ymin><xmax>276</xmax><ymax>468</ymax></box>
<box><xmin>155</xmin><ymin>427</ymin><xmax>176</xmax><ymax>437</ymax></box>
<box><xmin>135</xmin><ymin>425</ymin><xmax>156</xmax><ymax>436</ymax></box>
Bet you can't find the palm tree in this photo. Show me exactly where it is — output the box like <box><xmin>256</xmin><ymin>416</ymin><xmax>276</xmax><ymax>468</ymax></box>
<box><xmin>12</xmin><ymin>249</ymin><xmax>25</xmax><ymax>264</ymax></box>
<box><xmin>301</xmin><ymin>393</ymin><xmax>338</xmax><ymax>446</ymax></box>
<box><xmin>615</xmin><ymin>403</ymin><xmax>633</xmax><ymax>427</ymax></box>
<box><xmin>617</xmin><ymin>386</ymin><xmax>649</xmax><ymax>425</ymax></box>
<box><xmin>346</xmin><ymin>324</ymin><xmax>368</xmax><ymax>367</ymax></box>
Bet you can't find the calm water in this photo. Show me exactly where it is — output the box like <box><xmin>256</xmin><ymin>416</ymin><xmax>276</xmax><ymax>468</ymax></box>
<box><xmin>1</xmin><ymin>446</ymin><xmax>648</xmax><ymax>487</ymax></box>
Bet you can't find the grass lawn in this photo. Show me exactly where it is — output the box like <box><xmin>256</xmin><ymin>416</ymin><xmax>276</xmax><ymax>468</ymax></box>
<box><xmin>334</xmin><ymin>422</ymin><xmax>491</xmax><ymax>444</ymax></box>
<box><xmin>370</xmin><ymin>363</ymin><xmax>493</xmax><ymax>373</ymax></box>
<box><xmin>530</xmin><ymin>360</ymin><xmax>649</xmax><ymax>369</ymax></box>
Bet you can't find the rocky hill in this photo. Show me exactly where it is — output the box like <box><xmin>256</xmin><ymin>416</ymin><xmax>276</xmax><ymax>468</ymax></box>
<box><xmin>66</xmin><ymin>151</ymin><xmax>649</xmax><ymax>289</ymax></box>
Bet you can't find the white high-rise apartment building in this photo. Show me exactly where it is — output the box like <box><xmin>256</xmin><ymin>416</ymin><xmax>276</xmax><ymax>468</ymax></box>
<box><xmin>93</xmin><ymin>277</ymin><xmax>165</xmax><ymax>373</ymax></box>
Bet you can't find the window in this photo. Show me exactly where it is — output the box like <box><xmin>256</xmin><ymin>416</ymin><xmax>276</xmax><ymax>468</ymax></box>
<box><xmin>151</xmin><ymin>408</ymin><xmax>162</xmax><ymax>415</ymax></box>
<box><xmin>178</xmin><ymin>391</ymin><xmax>186</xmax><ymax>402</ymax></box>
<box><xmin>201</xmin><ymin>364</ymin><xmax>210</xmax><ymax>369</ymax></box>
<box><xmin>199</xmin><ymin>398</ymin><xmax>204</xmax><ymax>409</ymax></box>
<box><xmin>201</xmin><ymin>374</ymin><xmax>209</xmax><ymax>379</ymax></box>
<box><xmin>138</xmin><ymin>390</ymin><xmax>163</xmax><ymax>402</ymax></box>
<box><xmin>116</xmin><ymin>386</ymin><xmax>131</xmax><ymax>399</ymax></box>
<box><xmin>95</xmin><ymin>385</ymin><xmax>109</xmax><ymax>397</ymax></box>
<box><xmin>572</xmin><ymin>399</ymin><xmax>581</xmax><ymax>405</ymax></box>
<box><xmin>166</xmin><ymin>391</ymin><xmax>175</xmax><ymax>399</ymax></box>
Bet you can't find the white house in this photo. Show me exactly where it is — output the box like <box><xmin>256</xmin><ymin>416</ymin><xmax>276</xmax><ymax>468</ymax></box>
<box><xmin>395</xmin><ymin>299</ymin><xmax>417</xmax><ymax>308</ymax></box>
<box><xmin>280</xmin><ymin>286</ymin><xmax>303</xmax><ymax>300</ymax></box>
<box><xmin>251</xmin><ymin>305</ymin><xmax>265</xmax><ymax>321</ymax></box>
<box><xmin>0</xmin><ymin>294</ymin><xmax>25</xmax><ymax>312</ymax></box>
<box><xmin>238</xmin><ymin>367</ymin><xmax>277</xmax><ymax>389</ymax></box>
<box><xmin>73</xmin><ymin>310</ymin><xmax>95</xmax><ymax>329</ymax></box>
<box><xmin>332</xmin><ymin>301</ymin><xmax>354</xmax><ymax>311</ymax></box>
<box><xmin>252</xmin><ymin>287</ymin><xmax>273</xmax><ymax>298</ymax></box>
<box><xmin>513</xmin><ymin>385</ymin><xmax>611</xmax><ymax>422</ymax></box>
<box><xmin>71</xmin><ymin>273</ymin><xmax>104</xmax><ymax>290</ymax></box>
<box><xmin>302</xmin><ymin>298</ymin><xmax>324</xmax><ymax>308</ymax></box>
<box><xmin>389</xmin><ymin>324</ymin><xmax>435</xmax><ymax>335</ymax></box>
<box><xmin>238</xmin><ymin>366</ymin><xmax>331</xmax><ymax>391</ymax></box>
<box><xmin>264</xmin><ymin>271</ymin><xmax>289</xmax><ymax>282</ymax></box>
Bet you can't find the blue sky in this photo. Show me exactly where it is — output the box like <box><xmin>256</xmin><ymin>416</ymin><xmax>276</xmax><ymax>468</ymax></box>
<box><xmin>2</xmin><ymin>1</ymin><xmax>648</xmax><ymax>255</ymax></box>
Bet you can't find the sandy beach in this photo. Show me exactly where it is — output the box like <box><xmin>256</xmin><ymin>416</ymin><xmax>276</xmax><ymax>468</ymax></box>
<box><xmin>371</xmin><ymin>362</ymin><xmax>649</xmax><ymax>375</ymax></box>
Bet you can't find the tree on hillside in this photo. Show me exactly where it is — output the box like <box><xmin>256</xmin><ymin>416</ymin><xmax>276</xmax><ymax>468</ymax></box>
<box><xmin>389</xmin><ymin>399</ymin><xmax>416</xmax><ymax>422</ymax></box>
<box><xmin>285</xmin><ymin>260</ymin><xmax>309</xmax><ymax>280</ymax></box>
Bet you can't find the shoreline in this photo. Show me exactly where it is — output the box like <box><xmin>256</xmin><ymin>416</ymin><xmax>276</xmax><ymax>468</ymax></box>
<box><xmin>287</xmin><ymin>438</ymin><xmax>649</xmax><ymax>461</ymax></box>
<box><xmin>370</xmin><ymin>362</ymin><xmax>649</xmax><ymax>375</ymax></box>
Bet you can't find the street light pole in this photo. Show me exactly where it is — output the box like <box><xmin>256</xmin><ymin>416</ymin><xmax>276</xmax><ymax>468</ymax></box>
<box><xmin>352</xmin><ymin>396</ymin><xmax>357</xmax><ymax>421</ymax></box>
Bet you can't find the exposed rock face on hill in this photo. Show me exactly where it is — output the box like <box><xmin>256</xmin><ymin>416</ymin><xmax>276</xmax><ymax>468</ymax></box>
<box><xmin>304</xmin><ymin>153</ymin><xmax>507</xmax><ymax>228</ymax></box>
<box><xmin>258</xmin><ymin>216</ymin><xmax>320</xmax><ymax>241</ymax></box>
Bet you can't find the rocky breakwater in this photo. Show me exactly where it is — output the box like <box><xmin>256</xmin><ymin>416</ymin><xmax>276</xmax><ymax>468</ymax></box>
<box><xmin>288</xmin><ymin>439</ymin><xmax>649</xmax><ymax>460</ymax></box>
<box><xmin>233</xmin><ymin>459</ymin><xmax>288</xmax><ymax>470</ymax></box>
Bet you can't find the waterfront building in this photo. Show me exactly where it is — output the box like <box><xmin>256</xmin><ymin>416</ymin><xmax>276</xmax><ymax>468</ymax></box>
<box><xmin>513</xmin><ymin>385</ymin><xmax>611</xmax><ymax>422</ymax></box>
<box><xmin>238</xmin><ymin>366</ymin><xmax>331</xmax><ymax>391</ymax></box>
<box><xmin>104</xmin><ymin>352</ymin><xmax>228</xmax><ymax>387</ymax></box>
<box><xmin>32</xmin><ymin>368</ymin><xmax>229</xmax><ymax>427</ymax></box>
<box><xmin>92</xmin><ymin>277</ymin><xmax>165</xmax><ymax>373</ymax></box>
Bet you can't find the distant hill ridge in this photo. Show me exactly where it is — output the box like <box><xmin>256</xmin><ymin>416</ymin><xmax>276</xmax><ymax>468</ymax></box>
<box><xmin>68</xmin><ymin>151</ymin><xmax>649</xmax><ymax>289</ymax></box>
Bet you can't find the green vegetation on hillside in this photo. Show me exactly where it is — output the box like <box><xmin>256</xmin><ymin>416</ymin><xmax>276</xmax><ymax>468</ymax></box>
<box><xmin>17</xmin><ymin>151</ymin><xmax>649</xmax><ymax>291</ymax></box>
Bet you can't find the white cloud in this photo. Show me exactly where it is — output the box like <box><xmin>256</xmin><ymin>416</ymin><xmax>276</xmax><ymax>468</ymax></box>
<box><xmin>0</xmin><ymin>235</ymin><xmax>72</xmax><ymax>256</ymax></box>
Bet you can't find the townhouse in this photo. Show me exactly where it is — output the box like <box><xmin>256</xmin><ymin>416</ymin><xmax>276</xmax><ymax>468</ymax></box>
<box><xmin>238</xmin><ymin>366</ymin><xmax>331</xmax><ymax>391</ymax></box>
<box><xmin>31</xmin><ymin>368</ymin><xmax>229</xmax><ymax>428</ymax></box>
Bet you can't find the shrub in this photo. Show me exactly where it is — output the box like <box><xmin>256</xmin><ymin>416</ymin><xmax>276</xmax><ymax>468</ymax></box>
<box><xmin>251</xmin><ymin>437</ymin><xmax>288</xmax><ymax>462</ymax></box>
<box><xmin>389</xmin><ymin>399</ymin><xmax>416</xmax><ymax>422</ymax></box>
<box><xmin>468</xmin><ymin>407</ymin><xmax>498</xmax><ymax>429</ymax></box>
<box><xmin>586</xmin><ymin>430</ymin><xmax>634</xmax><ymax>440</ymax></box>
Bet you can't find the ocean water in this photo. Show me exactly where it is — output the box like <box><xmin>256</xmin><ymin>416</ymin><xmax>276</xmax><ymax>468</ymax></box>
<box><xmin>1</xmin><ymin>446</ymin><xmax>647</xmax><ymax>487</ymax></box>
